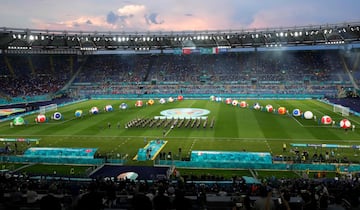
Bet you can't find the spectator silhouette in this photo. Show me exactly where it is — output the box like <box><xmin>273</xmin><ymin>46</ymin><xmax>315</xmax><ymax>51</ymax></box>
<box><xmin>153</xmin><ymin>186</ymin><xmax>171</xmax><ymax>210</ymax></box>
<box><xmin>131</xmin><ymin>183</ymin><xmax>152</xmax><ymax>210</ymax></box>
<box><xmin>253</xmin><ymin>186</ymin><xmax>275</xmax><ymax>210</ymax></box>
<box><xmin>76</xmin><ymin>182</ymin><xmax>104</xmax><ymax>210</ymax></box>
<box><xmin>172</xmin><ymin>189</ymin><xmax>192</xmax><ymax>210</ymax></box>
<box><xmin>40</xmin><ymin>184</ymin><xmax>62</xmax><ymax>210</ymax></box>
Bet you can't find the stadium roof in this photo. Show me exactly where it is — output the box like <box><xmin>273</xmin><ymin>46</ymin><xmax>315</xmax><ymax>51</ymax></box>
<box><xmin>0</xmin><ymin>21</ymin><xmax>360</xmax><ymax>54</ymax></box>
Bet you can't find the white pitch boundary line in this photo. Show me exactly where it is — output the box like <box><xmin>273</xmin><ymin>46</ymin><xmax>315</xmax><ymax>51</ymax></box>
<box><xmin>289</xmin><ymin>115</ymin><xmax>304</xmax><ymax>127</ymax></box>
<box><xmin>1</xmin><ymin>133</ymin><xmax>358</xmax><ymax>142</ymax></box>
<box><xmin>264</xmin><ymin>139</ymin><xmax>272</xmax><ymax>153</ymax></box>
<box><xmin>188</xmin><ymin>138</ymin><xmax>197</xmax><ymax>157</ymax></box>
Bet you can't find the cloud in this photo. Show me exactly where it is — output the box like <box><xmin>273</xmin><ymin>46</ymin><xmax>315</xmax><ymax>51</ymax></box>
<box><xmin>145</xmin><ymin>13</ymin><xmax>164</xmax><ymax>25</ymax></box>
<box><xmin>106</xmin><ymin>11</ymin><xmax>119</xmax><ymax>25</ymax></box>
<box><xmin>117</xmin><ymin>4</ymin><xmax>146</xmax><ymax>16</ymax></box>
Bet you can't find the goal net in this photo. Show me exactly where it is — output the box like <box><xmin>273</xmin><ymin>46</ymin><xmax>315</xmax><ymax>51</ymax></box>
<box><xmin>333</xmin><ymin>104</ymin><xmax>350</xmax><ymax>116</ymax></box>
<box><xmin>39</xmin><ymin>104</ymin><xmax>57</xmax><ymax>114</ymax></box>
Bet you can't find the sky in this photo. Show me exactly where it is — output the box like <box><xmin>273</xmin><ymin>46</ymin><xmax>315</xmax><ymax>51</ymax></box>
<box><xmin>1</xmin><ymin>0</ymin><xmax>359</xmax><ymax>32</ymax></box>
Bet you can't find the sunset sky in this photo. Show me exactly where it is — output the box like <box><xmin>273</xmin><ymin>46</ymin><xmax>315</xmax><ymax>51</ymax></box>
<box><xmin>1</xmin><ymin>0</ymin><xmax>359</xmax><ymax>32</ymax></box>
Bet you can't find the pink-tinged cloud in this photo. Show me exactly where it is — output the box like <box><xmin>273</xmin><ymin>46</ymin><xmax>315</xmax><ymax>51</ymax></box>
<box><xmin>248</xmin><ymin>5</ymin><xmax>324</xmax><ymax>29</ymax></box>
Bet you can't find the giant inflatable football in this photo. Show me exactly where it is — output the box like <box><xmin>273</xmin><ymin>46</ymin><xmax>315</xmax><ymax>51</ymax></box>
<box><xmin>340</xmin><ymin>119</ymin><xmax>351</xmax><ymax>129</ymax></box>
<box><xmin>135</xmin><ymin>100</ymin><xmax>143</xmax><ymax>107</ymax></box>
<box><xmin>52</xmin><ymin>112</ymin><xmax>62</xmax><ymax>120</ymax></box>
<box><xmin>321</xmin><ymin>115</ymin><xmax>332</xmax><ymax>125</ymax></box>
<box><xmin>159</xmin><ymin>98</ymin><xmax>166</xmax><ymax>104</ymax></box>
<box><xmin>35</xmin><ymin>114</ymin><xmax>46</xmax><ymax>123</ymax></box>
<box><xmin>240</xmin><ymin>101</ymin><xmax>247</xmax><ymax>108</ymax></box>
<box><xmin>292</xmin><ymin>109</ymin><xmax>301</xmax><ymax>117</ymax></box>
<box><xmin>104</xmin><ymin>105</ymin><xmax>113</xmax><ymax>112</ymax></box>
<box><xmin>13</xmin><ymin>116</ymin><xmax>25</xmax><ymax>125</ymax></box>
<box><xmin>90</xmin><ymin>107</ymin><xmax>99</xmax><ymax>114</ymax></box>
<box><xmin>303</xmin><ymin>111</ymin><xmax>313</xmax><ymax>119</ymax></box>
<box><xmin>75</xmin><ymin>110</ymin><xmax>83</xmax><ymax>117</ymax></box>
<box><xmin>119</xmin><ymin>103</ymin><xmax>128</xmax><ymax>110</ymax></box>
<box><xmin>278</xmin><ymin>107</ymin><xmax>286</xmax><ymax>115</ymax></box>
<box><xmin>265</xmin><ymin>105</ymin><xmax>273</xmax><ymax>113</ymax></box>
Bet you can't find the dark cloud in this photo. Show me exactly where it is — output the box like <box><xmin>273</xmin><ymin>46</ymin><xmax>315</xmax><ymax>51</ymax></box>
<box><xmin>145</xmin><ymin>13</ymin><xmax>164</xmax><ymax>25</ymax></box>
<box><xmin>106</xmin><ymin>11</ymin><xmax>119</xmax><ymax>24</ymax></box>
<box><xmin>184</xmin><ymin>13</ymin><xmax>193</xmax><ymax>17</ymax></box>
<box><xmin>72</xmin><ymin>22</ymin><xmax>80</xmax><ymax>27</ymax></box>
<box><xmin>106</xmin><ymin>11</ymin><xmax>133</xmax><ymax>26</ymax></box>
<box><xmin>86</xmin><ymin>20</ymin><xmax>92</xmax><ymax>25</ymax></box>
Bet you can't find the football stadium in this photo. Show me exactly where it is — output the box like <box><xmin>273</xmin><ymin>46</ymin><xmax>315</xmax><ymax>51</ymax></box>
<box><xmin>0</xmin><ymin>20</ymin><xmax>360</xmax><ymax>209</ymax></box>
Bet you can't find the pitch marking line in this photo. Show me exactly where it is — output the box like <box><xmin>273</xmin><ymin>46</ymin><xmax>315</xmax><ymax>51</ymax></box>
<box><xmin>2</xmin><ymin>134</ymin><xmax>358</xmax><ymax>142</ymax></box>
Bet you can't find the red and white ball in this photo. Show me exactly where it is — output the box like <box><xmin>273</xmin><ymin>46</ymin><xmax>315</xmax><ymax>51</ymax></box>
<box><xmin>225</xmin><ymin>98</ymin><xmax>232</xmax><ymax>105</ymax></box>
<box><xmin>265</xmin><ymin>105</ymin><xmax>273</xmax><ymax>113</ymax></box>
<box><xmin>240</xmin><ymin>101</ymin><xmax>247</xmax><ymax>108</ymax></box>
<box><xmin>321</xmin><ymin>115</ymin><xmax>332</xmax><ymax>125</ymax></box>
<box><xmin>35</xmin><ymin>114</ymin><xmax>46</xmax><ymax>123</ymax></box>
<box><xmin>340</xmin><ymin>119</ymin><xmax>351</xmax><ymax>129</ymax></box>
<box><xmin>177</xmin><ymin>95</ymin><xmax>184</xmax><ymax>101</ymax></box>
<box><xmin>135</xmin><ymin>100</ymin><xmax>143</xmax><ymax>107</ymax></box>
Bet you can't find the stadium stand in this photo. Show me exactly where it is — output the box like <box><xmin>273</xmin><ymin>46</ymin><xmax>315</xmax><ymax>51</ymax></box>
<box><xmin>1</xmin><ymin>27</ymin><xmax>360</xmax><ymax>210</ymax></box>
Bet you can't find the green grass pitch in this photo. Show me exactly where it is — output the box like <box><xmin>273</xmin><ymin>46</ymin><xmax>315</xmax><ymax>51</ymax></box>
<box><xmin>1</xmin><ymin>99</ymin><xmax>360</xmax><ymax>162</ymax></box>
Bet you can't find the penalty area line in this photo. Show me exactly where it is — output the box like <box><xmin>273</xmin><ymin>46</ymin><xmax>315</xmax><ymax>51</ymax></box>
<box><xmin>290</xmin><ymin>115</ymin><xmax>304</xmax><ymax>127</ymax></box>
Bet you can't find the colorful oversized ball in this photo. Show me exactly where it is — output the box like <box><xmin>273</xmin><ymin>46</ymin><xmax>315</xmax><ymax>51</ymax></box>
<box><xmin>90</xmin><ymin>107</ymin><xmax>99</xmax><ymax>114</ymax></box>
<box><xmin>210</xmin><ymin>96</ymin><xmax>216</xmax><ymax>101</ymax></box>
<box><xmin>168</xmin><ymin>97</ymin><xmax>174</xmax><ymax>103</ymax></box>
<box><xmin>215</xmin><ymin>97</ymin><xmax>222</xmax><ymax>102</ymax></box>
<box><xmin>278</xmin><ymin>107</ymin><xmax>286</xmax><ymax>115</ymax></box>
<box><xmin>53</xmin><ymin>112</ymin><xmax>62</xmax><ymax>120</ymax></box>
<box><xmin>159</xmin><ymin>98</ymin><xmax>166</xmax><ymax>104</ymax></box>
<box><xmin>321</xmin><ymin>115</ymin><xmax>332</xmax><ymax>125</ymax></box>
<box><xmin>240</xmin><ymin>101</ymin><xmax>247</xmax><ymax>108</ymax></box>
<box><xmin>232</xmin><ymin>100</ymin><xmax>239</xmax><ymax>106</ymax></box>
<box><xmin>340</xmin><ymin>119</ymin><xmax>351</xmax><ymax>129</ymax></box>
<box><xmin>105</xmin><ymin>105</ymin><xmax>113</xmax><ymax>112</ymax></box>
<box><xmin>177</xmin><ymin>95</ymin><xmax>184</xmax><ymax>101</ymax></box>
<box><xmin>13</xmin><ymin>116</ymin><xmax>25</xmax><ymax>125</ymax></box>
<box><xmin>35</xmin><ymin>114</ymin><xmax>46</xmax><ymax>123</ymax></box>
<box><xmin>147</xmin><ymin>99</ymin><xmax>155</xmax><ymax>105</ymax></box>
<box><xmin>253</xmin><ymin>103</ymin><xmax>261</xmax><ymax>110</ymax></box>
<box><xmin>75</xmin><ymin>110</ymin><xmax>83</xmax><ymax>117</ymax></box>
<box><xmin>119</xmin><ymin>103</ymin><xmax>128</xmax><ymax>110</ymax></box>
<box><xmin>303</xmin><ymin>111</ymin><xmax>313</xmax><ymax>119</ymax></box>
<box><xmin>135</xmin><ymin>100</ymin><xmax>143</xmax><ymax>107</ymax></box>
<box><xmin>292</xmin><ymin>109</ymin><xmax>301</xmax><ymax>117</ymax></box>
<box><xmin>225</xmin><ymin>98</ymin><xmax>232</xmax><ymax>105</ymax></box>
<box><xmin>265</xmin><ymin>105</ymin><xmax>273</xmax><ymax>112</ymax></box>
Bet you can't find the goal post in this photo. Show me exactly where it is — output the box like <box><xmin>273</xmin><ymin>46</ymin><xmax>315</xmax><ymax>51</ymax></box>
<box><xmin>333</xmin><ymin>104</ymin><xmax>350</xmax><ymax>116</ymax></box>
<box><xmin>39</xmin><ymin>104</ymin><xmax>58</xmax><ymax>114</ymax></box>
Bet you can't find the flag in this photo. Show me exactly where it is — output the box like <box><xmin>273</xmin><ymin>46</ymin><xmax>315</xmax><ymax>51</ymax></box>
<box><xmin>182</xmin><ymin>48</ymin><xmax>192</xmax><ymax>54</ymax></box>
<box><xmin>200</xmin><ymin>48</ymin><xmax>212</xmax><ymax>54</ymax></box>
<box><xmin>212</xmin><ymin>47</ymin><xmax>219</xmax><ymax>54</ymax></box>
<box><xmin>173</xmin><ymin>48</ymin><xmax>182</xmax><ymax>55</ymax></box>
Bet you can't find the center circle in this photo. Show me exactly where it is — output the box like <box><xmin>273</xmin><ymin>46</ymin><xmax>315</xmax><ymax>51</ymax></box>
<box><xmin>160</xmin><ymin>108</ymin><xmax>210</xmax><ymax>119</ymax></box>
